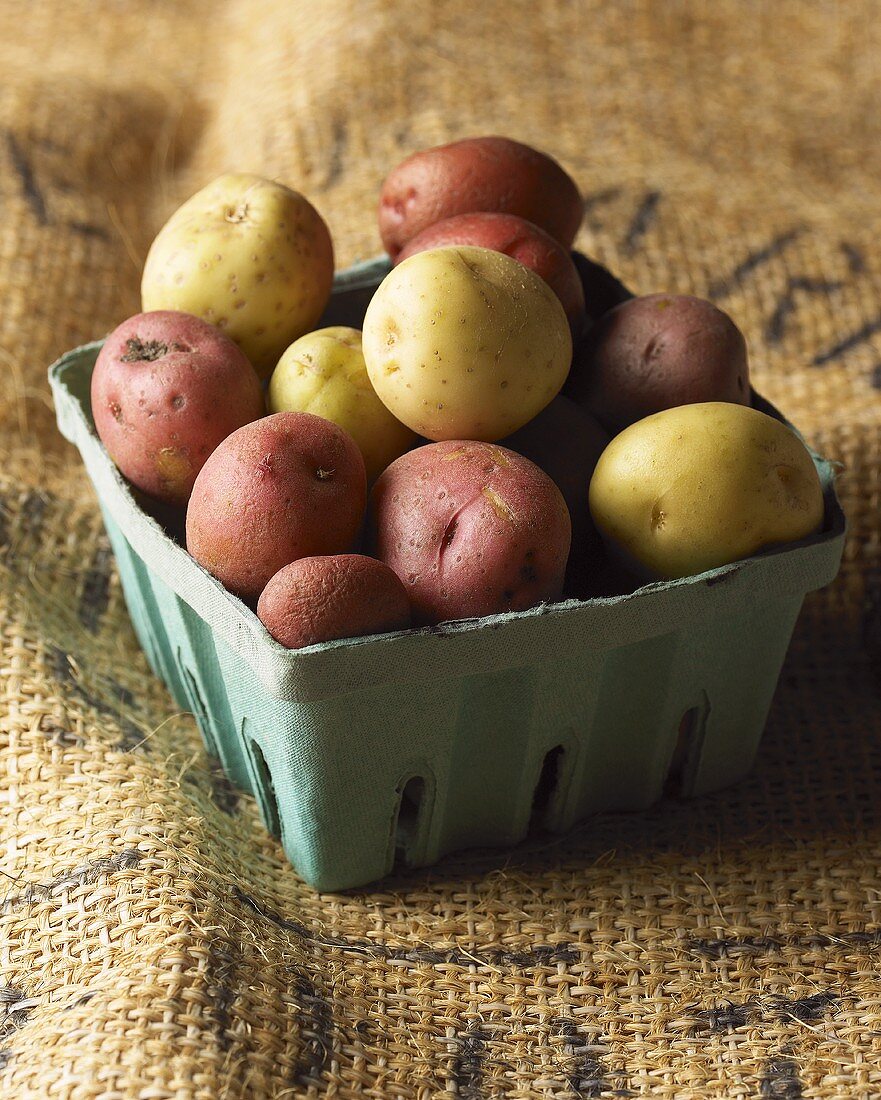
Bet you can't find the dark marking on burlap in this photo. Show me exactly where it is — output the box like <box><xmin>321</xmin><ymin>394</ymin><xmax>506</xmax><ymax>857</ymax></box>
<box><xmin>78</xmin><ymin>539</ymin><xmax>114</xmax><ymax>632</ymax></box>
<box><xmin>68</xmin><ymin>219</ymin><xmax>111</xmax><ymax>240</ymax></box>
<box><xmin>622</xmin><ymin>190</ymin><xmax>661</xmax><ymax>254</ymax></box>
<box><xmin>550</xmin><ymin>1017</ymin><xmax>621</xmax><ymax>1098</ymax></box>
<box><xmin>760</xmin><ymin>1056</ymin><xmax>803</xmax><ymax>1099</ymax></box>
<box><xmin>689</xmin><ymin>991</ymin><xmax>837</xmax><ymax>1033</ymax></box>
<box><xmin>841</xmin><ymin>240</ymin><xmax>865</xmax><ymax>273</ymax></box>
<box><xmin>581</xmin><ymin>187</ymin><xmax>623</xmax><ymax>220</ymax></box>
<box><xmin>0</xmin><ymin>497</ymin><xmax>9</xmax><ymax>555</ymax></box>
<box><xmin>707</xmin><ymin>226</ymin><xmax>806</xmax><ymax>299</ymax></box>
<box><xmin>292</xmin><ymin>976</ymin><xmax>334</xmax><ymax>1084</ymax></box>
<box><xmin>38</xmin><ymin>715</ymin><xmax>85</xmax><ymax>748</ymax></box>
<box><xmin>208</xmin><ymin>759</ymin><xmax>240</xmax><ymax>815</ymax></box>
<box><xmin>687</xmin><ymin>930</ymin><xmax>881</xmax><ymax>957</ymax></box>
<box><xmin>764</xmin><ymin>276</ymin><xmax>843</xmax><ymax>343</ymax></box>
<box><xmin>5</xmin><ymin>132</ymin><xmax>49</xmax><ymax>224</ymax></box>
<box><xmin>812</xmin><ymin>314</ymin><xmax>881</xmax><ymax>367</ymax></box>
<box><xmin>323</xmin><ymin>117</ymin><xmax>348</xmax><ymax>188</ymax></box>
<box><xmin>20</xmin><ymin>490</ymin><xmax>48</xmax><ymax>540</ymax></box>
<box><xmin>0</xmin><ymin>848</ymin><xmax>141</xmax><ymax>911</ymax></box>
<box><xmin>0</xmin><ymin>986</ymin><xmax>34</xmax><ymax>1041</ymax></box>
<box><xmin>0</xmin><ymin>489</ymin><xmax>48</xmax><ymax>564</ymax></box>
<box><xmin>204</xmin><ymin>938</ymin><xmax>242</xmax><ymax>1053</ymax></box>
<box><xmin>231</xmin><ymin>885</ymin><xmax>577</xmax><ymax>967</ymax></box>
<box><xmin>4</xmin><ymin>131</ymin><xmax>109</xmax><ymax>239</ymax></box>
<box><xmin>450</xmin><ymin>1023</ymin><xmax>487</xmax><ymax>1100</ymax></box>
<box><xmin>46</xmin><ymin>645</ymin><xmax>144</xmax><ymax>751</ymax></box>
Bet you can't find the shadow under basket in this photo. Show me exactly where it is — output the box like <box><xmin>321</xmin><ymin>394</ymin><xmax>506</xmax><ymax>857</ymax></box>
<box><xmin>49</xmin><ymin>256</ymin><xmax>846</xmax><ymax>892</ymax></box>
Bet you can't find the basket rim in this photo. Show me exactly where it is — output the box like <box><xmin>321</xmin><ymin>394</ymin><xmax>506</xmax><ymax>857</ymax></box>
<box><xmin>48</xmin><ymin>256</ymin><xmax>847</xmax><ymax>701</ymax></box>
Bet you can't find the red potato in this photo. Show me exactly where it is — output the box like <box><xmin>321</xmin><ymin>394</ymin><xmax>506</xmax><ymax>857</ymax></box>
<box><xmin>186</xmin><ymin>412</ymin><xmax>366</xmax><ymax>601</ymax></box>
<box><xmin>378</xmin><ymin>136</ymin><xmax>582</xmax><ymax>258</ymax></box>
<box><xmin>395</xmin><ymin>212</ymin><xmax>586</xmax><ymax>335</ymax></box>
<box><xmin>91</xmin><ymin>311</ymin><xmax>265</xmax><ymax>505</ymax></box>
<box><xmin>369</xmin><ymin>441</ymin><xmax>571</xmax><ymax>625</ymax></box>
<box><xmin>566</xmin><ymin>293</ymin><xmax>750</xmax><ymax>432</ymax></box>
<box><xmin>257</xmin><ymin>555</ymin><xmax>411</xmax><ymax>649</ymax></box>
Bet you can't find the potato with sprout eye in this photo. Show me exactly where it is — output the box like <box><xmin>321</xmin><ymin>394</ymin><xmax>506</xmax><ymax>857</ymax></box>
<box><xmin>91</xmin><ymin>310</ymin><xmax>264</xmax><ymax>506</ymax></box>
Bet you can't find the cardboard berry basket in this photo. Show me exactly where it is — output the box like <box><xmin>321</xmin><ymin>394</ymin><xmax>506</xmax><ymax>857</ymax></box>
<box><xmin>49</xmin><ymin>256</ymin><xmax>846</xmax><ymax>892</ymax></box>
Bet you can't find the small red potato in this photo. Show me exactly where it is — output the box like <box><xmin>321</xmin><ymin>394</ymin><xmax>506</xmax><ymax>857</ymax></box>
<box><xmin>186</xmin><ymin>412</ymin><xmax>366</xmax><ymax>601</ymax></box>
<box><xmin>257</xmin><ymin>554</ymin><xmax>411</xmax><ymax>649</ymax></box>
<box><xmin>567</xmin><ymin>293</ymin><xmax>750</xmax><ymax>432</ymax></box>
<box><xmin>369</xmin><ymin>440</ymin><xmax>571</xmax><ymax>625</ymax></box>
<box><xmin>379</xmin><ymin>136</ymin><xmax>582</xmax><ymax>258</ymax></box>
<box><xmin>91</xmin><ymin>311</ymin><xmax>265</xmax><ymax>505</ymax></box>
<box><xmin>395</xmin><ymin>212</ymin><xmax>586</xmax><ymax>335</ymax></box>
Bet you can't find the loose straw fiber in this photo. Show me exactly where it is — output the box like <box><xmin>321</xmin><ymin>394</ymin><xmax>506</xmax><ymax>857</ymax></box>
<box><xmin>1</xmin><ymin>2</ymin><xmax>881</xmax><ymax>1096</ymax></box>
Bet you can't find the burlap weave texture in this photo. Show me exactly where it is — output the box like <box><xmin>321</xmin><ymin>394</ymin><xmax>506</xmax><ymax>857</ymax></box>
<box><xmin>2</xmin><ymin>2</ymin><xmax>881</xmax><ymax>1097</ymax></box>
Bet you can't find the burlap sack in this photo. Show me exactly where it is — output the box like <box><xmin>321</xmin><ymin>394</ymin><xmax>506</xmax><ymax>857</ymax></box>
<box><xmin>2</xmin><ymin>2</ymin><xmax>880</xmax><ymax>1096</ymax></box>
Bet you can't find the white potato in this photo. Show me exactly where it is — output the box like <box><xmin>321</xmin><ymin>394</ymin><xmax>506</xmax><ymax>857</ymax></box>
<box><xmin>362</xmin><ymin>246</ymin><xmax>571</xmax><ymax>441</ymax></box>
<box><xmin>589</xmin><ymin>402</ymin><xmax>825</xmax><ymax>579</ymax></box>
<box><xmin>142</xmin><ymin>173</ymin><xmax>333</xmax><ymax>378</ymax></box>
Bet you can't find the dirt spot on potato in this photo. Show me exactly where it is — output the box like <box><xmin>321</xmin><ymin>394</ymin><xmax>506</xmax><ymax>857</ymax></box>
<box><xmin>120</xmin><ymin>337</ymin><xmax>185</xmax><ymax>362</ymax></box>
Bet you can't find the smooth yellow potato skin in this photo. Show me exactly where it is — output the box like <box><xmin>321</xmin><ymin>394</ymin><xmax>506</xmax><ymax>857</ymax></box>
<box><xmin>141</xmin><ymin>173</ymin><xmax>334</xmax><ymax>378</ymax></box>
<box><xmin>589</xmin><ymin>402</ymin><xmax>825</xmax><ymax>579</ymax></box>
<box><xmin>268</xmin><ymin>327</ymin><xmax>416</xmax><ymax>481</ymax></box>
<box><xmin>362</xmin><ymin>246</ymin><xmax>572</xmax><ymax>441</ymax></box>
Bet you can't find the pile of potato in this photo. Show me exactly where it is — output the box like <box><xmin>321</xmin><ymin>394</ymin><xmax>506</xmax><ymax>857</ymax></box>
<box><xmin>90</xmin><ymin>137</ymin><xmax>825</xmax><ymax>649</ymax></box>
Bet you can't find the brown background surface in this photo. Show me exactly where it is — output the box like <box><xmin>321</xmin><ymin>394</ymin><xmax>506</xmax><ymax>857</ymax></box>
<box><xmin>1</xmin><ymin>2</ymin><xmax>881</xmax><ymax>1096</ymax></box>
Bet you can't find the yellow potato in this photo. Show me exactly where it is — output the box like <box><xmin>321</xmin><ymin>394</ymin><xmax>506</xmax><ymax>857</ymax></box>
<box><xmin>268</xmin><ymin>327</ymin><xmax>416</xmax><ymax>481</ymax></box>
<box><xmin>141</xmin><ymin>173</ymin><xmax>334</xmax><ymax>378</ymax></box>
<box><xmin>362</xmin><ymin>245</ymin><xmax>572</xmax><ymax>441</ymax></box>
<box><xmin>589</xmin><ymin>402</ymin><xmax>824</xmax><ymax>579</ymax></box>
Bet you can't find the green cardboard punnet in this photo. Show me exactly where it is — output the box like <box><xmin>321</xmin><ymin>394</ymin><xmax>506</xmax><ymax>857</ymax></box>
<box><xmin>49</xmin><ymin>257</ymin><xmax>846</xmax><ymax>891</ymax></box>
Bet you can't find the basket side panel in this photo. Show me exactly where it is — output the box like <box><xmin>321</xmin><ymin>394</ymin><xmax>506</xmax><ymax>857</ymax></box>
<box><xmin>675</xmin><ymin>595</ymin><xmax>806</xmax><ymax>796</ymax></box>
<box><xmin>565</xmin><ymin>631</ymin><xmax>682</xmax><ymax>819</ymax></box>
<box><xmin>234</xmin><ymin>679</ymin><xmax>469</xmax><ymax>891</ymax></box>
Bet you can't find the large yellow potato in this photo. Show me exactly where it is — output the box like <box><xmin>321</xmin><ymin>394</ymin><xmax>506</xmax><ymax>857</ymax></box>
<box><xmin>141</xmin><ymin>174</ymin><xmax>334</xmax><ymax>378</ymax></box>
<box><xmin>268</xmin><ymin>327</ymin><xmax>416</xmax><ymax>481</ymax></box>
<box><xmin>362</xmin><ymin>246</ymin><xmax>572</xmax><ymax>441</ymax></box>
<box><xmin>589</xmin><ymin>402</ymin><xmax>824</xmax><ymax>579</ymax></box>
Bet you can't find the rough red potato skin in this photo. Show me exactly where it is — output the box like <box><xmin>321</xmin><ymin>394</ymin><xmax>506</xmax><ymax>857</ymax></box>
<box><xmin>369</xmin><ymin>441</ymin><xmax>571</xmax><ymax>625</ymax></box>
<box><xmin>257</xmin><ymin>554</ymin><xmax>411</xmax><ymax>648</ymax></box>
<box><xmin>186</xmin><ymin>412</ymin><xmax>367</xmax><ymax>601</ymax></box>
<box><xmin>395</xmin><ymin>212</ymin><xmax>586</xmax><ymax>335</ymax></box>
<box><xmin>378</xmin><ymin>137</ymin><xmax>583</xmax><ymax>258</ymax></box>
<box><xmin>91</xmin><ymin>311</ymin><xmax>265</xmax><ymax>505</ymax></box>
<box><xmin>566</xmin><ymin>294</ymin><xmax>750</xmax><ymax>432</ymax></box>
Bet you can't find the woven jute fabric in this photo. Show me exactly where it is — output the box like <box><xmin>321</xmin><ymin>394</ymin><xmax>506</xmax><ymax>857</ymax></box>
<box><xmin>2</xmin><ymin>2</ymin><xmax>881</xmax><ymax>1096</ymax></box>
